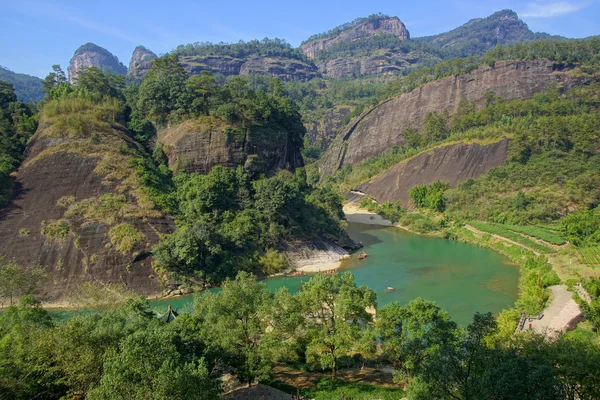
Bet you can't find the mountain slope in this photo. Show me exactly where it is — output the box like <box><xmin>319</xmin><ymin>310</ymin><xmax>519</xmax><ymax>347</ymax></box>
<box><xmin>415</xmin><ymin>10</ymin><xmax>563</xmax><ymax>57</ymax></box>
<box><xmin>0</xmin><ymin>66</ymin><xmax>44</xmax><ymax>103</ymax></box>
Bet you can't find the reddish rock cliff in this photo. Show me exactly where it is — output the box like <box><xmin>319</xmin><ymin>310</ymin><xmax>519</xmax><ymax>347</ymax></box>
<box><xmin>300</xmin><ymin>16</ymin><xmax>410</xmax><ymax>59</ymax></box>
<box><xmin>0</xmin><ymin>115</ymin><xmax>172</xmax><ymax>300</ymax></box>
<box><xmin>159</xmin><ymin>118</ymin><xmax>304</xmax><ymax>175</ymax></box>
<box><xmin>319</xmin><ymin>60</ymin><xmax>575</xmax><ymax>178</ymax></box>
<box><xmin>357</xmin><ymin>139</ymin><xmax>509</xmax><ymax>205</ymax></box>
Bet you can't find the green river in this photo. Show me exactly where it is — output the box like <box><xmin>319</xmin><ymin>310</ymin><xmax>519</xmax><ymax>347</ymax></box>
<box><xmin>146</xmin><ymin>222</ymin><xmax>519</xmax><ymax>326</ymax></box>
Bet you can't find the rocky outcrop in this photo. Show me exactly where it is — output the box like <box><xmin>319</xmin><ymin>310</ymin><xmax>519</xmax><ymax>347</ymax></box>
<box><xmin>357</xmin><ymin>139</ymin><xmax>509</xmax><ymax>206</ymax></box>
<box><xmin>306</xmin><ymin>106</ymin><xmax>351</xmax><ymax>145</ymax></box>
<box><xmin>0</xmin><ymin>113</ymin><xmax>172</xmax><ymax>300</ymax></box>
<box><xmin>282</xmin><ymin>237</ymin><xmax>350</xmax><ymax>269</ymax></box>
<box><xmin>180</xmin><ymin>55</ymin><xmax>319</xmax><ymax>82</ymax></box>
<box><xmin>319</xmin><ymin>60</ymin><xmax>576</xmax><ymax>178</ymax></box>
<box><xmin>67</xmin><ymin>43</ymin><xmax>128</xmax><ymax>83</ymax></box>
<box><xmin>158</xmin><ymin>117</ymin><xmax>303</xmax><ymax>175</ymax></box>
<box><xmin>315</xmin><ymin>50</ymin><xmax>441</xmax><ymax>79</ymax></box>
<box><xmin>301</xmin><ymin>16</ymin><xmax>410</xmax><ymax>59</ymax></box>
<box><xmin>128</xmin><ymin>45</ymin><xmax>157</xmax><ymax>79</ymax></box>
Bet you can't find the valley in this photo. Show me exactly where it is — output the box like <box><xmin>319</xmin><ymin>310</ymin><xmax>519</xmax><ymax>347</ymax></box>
<box><xmin>0</xmin><ymin>6</ymin><xmax>599</xmax><ymax>399</ymax></box>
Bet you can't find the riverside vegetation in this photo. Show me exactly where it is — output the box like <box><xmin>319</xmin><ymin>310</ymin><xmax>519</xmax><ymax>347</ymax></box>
<box><xmin>1</xmin><ymin>15</ymin><xmax>600</xmax><ymax>399</ymax></box>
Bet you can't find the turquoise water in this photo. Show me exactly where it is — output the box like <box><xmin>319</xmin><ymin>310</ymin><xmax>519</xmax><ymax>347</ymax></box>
<box><xmin>148</xmin><ymin>223</ymin><xmax>519</xmax><ymax>325</ymax></box>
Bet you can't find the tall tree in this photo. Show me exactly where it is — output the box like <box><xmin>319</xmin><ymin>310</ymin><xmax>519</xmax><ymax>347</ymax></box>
<box><xmin>297</xmin><ymin>272</ymin><xmax>376</xmax><ymax>378</ymax></box>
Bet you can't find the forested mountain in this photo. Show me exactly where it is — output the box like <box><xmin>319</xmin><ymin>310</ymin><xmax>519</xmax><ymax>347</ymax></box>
<box><xmin>415</xmin><ymin>9</ymin><xmax>564</xmax><ymax>57</ymax></box>
<box><xmin>0</xmin><ymin>66</ymin><xmax>44</xmax><ymax>103</ymax></box>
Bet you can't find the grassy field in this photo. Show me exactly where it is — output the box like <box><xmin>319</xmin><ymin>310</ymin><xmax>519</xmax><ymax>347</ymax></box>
<box><xmin>501</xmin><ymin>224</ymin><xmax>566</xmax><ymax>246</ymax></box>
<box><xmin>468</xmin><ymin>222</ymin><xmax>555</xmax><ymax>254</ymax></box>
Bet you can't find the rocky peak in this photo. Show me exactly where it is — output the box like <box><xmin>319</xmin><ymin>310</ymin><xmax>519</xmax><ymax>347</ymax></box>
<box><xmin>300</xmin><ymin>15</ymin><xmax>410</xmax><ymax>59</ymax></box>
<box><xmin>67</xmin><ymin>42</ymin><xmax>127</xmax><ymax>83</ymax></box>
<box><xmin>128</xmin><ymin>45</ymin><xmax>157</xmax><ymax>79</ymax></box>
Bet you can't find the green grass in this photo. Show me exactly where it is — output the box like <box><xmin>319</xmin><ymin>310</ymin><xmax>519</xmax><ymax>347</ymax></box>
<box><xmin>577</xmin><ymin>247</ymin><xmax>600</xmax><ymax>268</ymax></box>
<box><xmin>301</xmin><ymin>378</ymin><xmax>404</xmax><ymax>400</ymax></box>
<box><xmin>468</xmin><ymin>222</ymin><xmax>554</xmax><ymax>254</ymax></box>
<box><xmin>502</xmin><ymin>224</ymin><xmax>566</xmax><ymax>245</ymax></box>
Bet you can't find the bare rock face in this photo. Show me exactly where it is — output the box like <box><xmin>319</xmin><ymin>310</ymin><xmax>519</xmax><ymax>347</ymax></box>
<box><xmin>128</xmin><ymin>45</ymin><xmax>157</xmax><ymax>79</ymax></box>
<box><xmin>319</xmin><ymin>60</ymin><xmax>576</xmax><ymax>178</ymax></box>
<box><xmin>67</xmin><ymin>43</ymin><xmax>128</xmax><ymax>83</ymax></box>
<box><xmin>0</xmin><ymin>115</ymin><xmax>172</xmax><ymax>301</ymax></box>
<box><xmin>357</xmin><ymin>139</ymin><xmax>509</xmax><ymax>205</ymax></box>
<box><xmin>159</xmin><ymin>118</ymin><xmax>303</xmax><ymax>175</ymax></box>
<box><xmin>179</xmin><ymin>55</ymin><xmax>319</xmax><ymax>82</ymax></box>
<box><xmin>300</xmin><ymin>16</ymin><xmax>410</xmax><ymax>59</ymax></box>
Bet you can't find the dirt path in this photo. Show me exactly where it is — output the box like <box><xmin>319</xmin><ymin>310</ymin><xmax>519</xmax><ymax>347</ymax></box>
<box><xmin>464</xmin><ymin>224</ymin><xmax>540</xmax><ymax>256</ymax></box>
<box><xmin>529</xmin><ymin>285</ymin><xmax>582</xmax><ymax>336</ymax></box>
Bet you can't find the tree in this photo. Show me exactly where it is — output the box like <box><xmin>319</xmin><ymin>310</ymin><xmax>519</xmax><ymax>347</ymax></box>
<box><xmin>0</xmin><ymin>257</ymin><xmax>46</xmax><ymax>306</ymax></box>
<box><xmin>187</xmin><ymin>71</ymin><xmax>218</xmax><ymax>116</ymax></box>
<box><xmin>423</xmin><ymin>110</ymin><xmax>449</xmax><ymax>144</ymax></box>
<box><xmin>402</xmin><ymin>126</ymin><xmax>422</xmax><ymax>149</ymax></box>
<box><xmin>297</xmin><ymin>272</ymin><xmax>376</xmax><ymax>378</ymax></box>
<box><xmin>42</xmin><ymin>64</ymin><xmax>67</xmax><ymax>94</ymax></box>
<box><xmin>193</xmin><ymin>272</ymin><xmax>274</xmax><ymax>386</ymax></box>
<box><xmin>87</xmin><ymin>324</ymin><xmax>220</xmax><ymax>400</ymax></box>
<box><xmin>377</xmin><ymin>298</ymin><xmax>458</xmax><ymax>382</ymax></box>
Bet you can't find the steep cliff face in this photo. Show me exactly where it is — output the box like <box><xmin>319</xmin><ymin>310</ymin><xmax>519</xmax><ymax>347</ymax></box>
<box><xmin>159</xmin><ymin>117</ymin><xmax>303</xmax><ymax>175</ymax></box>
<box><xmin>357</xmin><ymin>139</ymin><xmax>509</xmax><ymax>205</ymax></box>
<box><xmin>0</xmin><ymin>109</ymin><xmax>172</xmax><ymax>300</ymax></box>
<box><xmin>179</xmin><ymin>55</ymin><xmax>319</xmax><ymax>82</ymax></box>
<box><xmin>319</xmin><ymin>60</ymin><xmax>575</xmax><ymax>178</ymax></box>
<box><xmin>68</xmin><ymin>43</ymin><xmax>128</xmax><ymax>83</ymax></box>
<box><xmin>306</xmin><ymin>106</ymin><xmax>352</xmax><ymax>146</ymax></box>
<box><xmin>128</xmin><ymin>45</ymin><xmax>157</xmax><ymax>79</ymax></box>
<box><xmin>300</xmin><ymin>16</ymin><xmax>410</xmax><ymax>59</ymax></box>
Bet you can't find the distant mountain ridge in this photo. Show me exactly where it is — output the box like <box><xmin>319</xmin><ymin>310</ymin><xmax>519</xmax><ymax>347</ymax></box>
<box><xmin>61</xmin><ymin>9</ymin><xmax>571</xmax><ymax>83</ymax></box>
<box><xmin>415</xmin><ymin>10</ymin><xmax>565</xmax><ymax>57</ymax></box>
<box><xmin>0</xmin><ymin>66</ymin><xmax>44</xmax><ymax>103</ymax></box>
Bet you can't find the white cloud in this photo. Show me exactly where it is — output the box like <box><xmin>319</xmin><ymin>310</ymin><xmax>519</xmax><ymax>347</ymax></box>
<box><xmin>521</xmin><ymin>1</ymin><xmax>588</xmax><ymax>17</ymax></box>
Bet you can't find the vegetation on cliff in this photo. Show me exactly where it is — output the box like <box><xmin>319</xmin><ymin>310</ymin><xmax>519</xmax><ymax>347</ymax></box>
<box><xmin>173</xmin><ymin>38</ymin><xmax>309</xmax><ymax>62</ymax></box>
<box><xmin>0</xmin><ymin>80</ymin><xmax>38</xmax><ymax>205</ymax></box>
<box><xmin>0</xmin><ymin>66</ymin><xmax>44</xmax><ymax>103</ymax></box>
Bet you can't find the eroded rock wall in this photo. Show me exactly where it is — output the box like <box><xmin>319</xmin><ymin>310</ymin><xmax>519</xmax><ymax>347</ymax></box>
<box><xmin>357</xmin><ymin>139</ymin><xmax>509</xmax><ymax>206</ymax></box>
<box><xmin>319</xmin><ymin>60</ymin><xmax>574</xmax><ymax>178</ymax></box>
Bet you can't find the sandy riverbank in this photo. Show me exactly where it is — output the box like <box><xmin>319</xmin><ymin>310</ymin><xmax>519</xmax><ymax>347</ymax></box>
<box><xmin>296</xmin><ymin>260</ymin><xmax>344</xmax><ymax>273</ymax></box>
<box><xmin>343</xmin><ymin>203</ymin><xmax>394</xmax><ymax>226</ymax></box>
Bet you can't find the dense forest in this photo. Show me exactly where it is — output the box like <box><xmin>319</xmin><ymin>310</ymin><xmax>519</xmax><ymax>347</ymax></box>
<box><xmin>172</xmin><ymin>38</ymin><xmax>308</xmax><ymax>62</ymax></box>
<box><xmin>1</xmin><ymin>272</ymin><xmax>598</xmax><ymax>399</ymax></box>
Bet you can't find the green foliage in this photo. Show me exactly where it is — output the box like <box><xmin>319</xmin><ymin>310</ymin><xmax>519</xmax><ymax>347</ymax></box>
<box><xmin>41</xmin><ymin>219</ymin><xmax>72</xmax><ymax>243</ymax></box>
<box><xmin>0</xmin><ymin>65</ymin><xmax>44</xmax><ymax>103</ymax></box>
<box><xmin>174</xmin><ymin>38</ymin><xmax>307</xmax><ymax>62</ymax></box>
<box><xmin>502</xmin><ymin>224</ymin><xmax>566</xmax><ymax>245</ymax></box>
<box><xmin>515</xmin><ymin>256</ymin><xmax>561</xmax><ymax>315</ymax></box>
<box><xmin>409</xmin><ymin>181</ymin><xmax>449</xmax><ymax>212</ymax></box>
<box><xmin>297</xmin><ymin>272</ymin><xmax>377</xmax><ymax>378</ymax></box>
<box><xmin>561</xmin><ymin>208</ymin><xmax>600</xmax><ymax>247</ymax></box>
<box><xmin>0</xmin><ymin>258</ymin><xmax>46</xmax><ymax>305</ymax></box>
<box><xmin>154</xmin><ymin>166</ymin><xmax>345</xmax><ymax>286</ymax></box>
<box><xmin>468</xmin><ymin>222</ymin><xmax>554</xmax><ymax>254</ymax></box>
<box><xmin>193</xmin><ymin>272</ymin><xmax>274</xmax><ymax>385</ymax></box>
<box><xmin>300</xmin><ymin>378</ymin><xmax>405</xmax><ymax>400</ymax></box>
<box><xmin>108</xmin><ymin>223</ymin><xmax>146</xmax><ymax>255</ymax></box>
<box><xmin>0</xmin><ymin>80</ymin><xmax>37</xmax><ymax>205</ymax></box>
<box><xmin>259</xmin><ymin>249</ymin><xmax>288</xmax><ymax>275</ymax></box>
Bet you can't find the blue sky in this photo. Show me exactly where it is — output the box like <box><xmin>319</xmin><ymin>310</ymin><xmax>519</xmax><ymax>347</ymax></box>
<box><xmin>1</xmin><ymin>0</ymin><xmax>598</xmax><ymax>78</ymax></box>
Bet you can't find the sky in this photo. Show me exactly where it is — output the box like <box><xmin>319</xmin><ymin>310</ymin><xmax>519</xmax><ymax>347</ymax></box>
<box><xmin>0</xmin><ymin>0</ymin><xmax>599</xmax><ymax>78</ymax></box>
